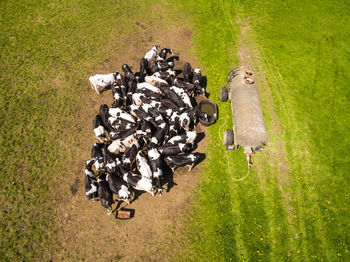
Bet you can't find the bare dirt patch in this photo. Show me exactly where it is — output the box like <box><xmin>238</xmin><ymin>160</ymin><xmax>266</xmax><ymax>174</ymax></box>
<box><xmin>52</xmin><ymin>20</ymin><xmax>207</xmax><ymax>261</ymax></box>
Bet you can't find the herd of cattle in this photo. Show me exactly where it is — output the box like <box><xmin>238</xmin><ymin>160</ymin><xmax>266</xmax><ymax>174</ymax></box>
<box><xmin>84</xmin><ymin>45</ymin><xmax>209</xmax><ymax>214</ymax></box>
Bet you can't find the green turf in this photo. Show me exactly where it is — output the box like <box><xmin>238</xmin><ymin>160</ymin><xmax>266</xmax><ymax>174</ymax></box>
<box><xmin>1</xmin><ymin>0</ymin><xmax>349</xmax><ymax>260</ymax></box>
<box><xmin>171</xmin><ymin>0</ymin><xmax>350</xmax><ymax>261</ymax></box>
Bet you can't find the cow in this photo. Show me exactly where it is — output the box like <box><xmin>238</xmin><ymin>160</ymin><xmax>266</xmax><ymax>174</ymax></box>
<box><xmin>121</xmin><ymin>167</ymin><xmax>154</xmax><ymax>196</ymax></box>
<box><xmin>156</xmin><ymin>48</ymin><xmax>173</xmax><ymax>61</ymax></box>
<box><xmin>115</xmin><ymin>72</ymin><xmax>128</xmax><ymax>107</ymax></box>
<box><xmin>183</xmin><ymin>62</ymin><xmax>193</xmax><ymax>83</ymax></box>
<box><xmin>151</xmin><ymin>61</ymin><xmax>174</xmax><ymax>73</ymax></box>
<box><xmin>111</xmin><ymin>83</ymin><xmax>123</xmax><ymax>108</ymax></box>
<box><xmin>145</xmin><ymin>75</ymin><xmax>168</xmax><ymax>85</ymax></box>
<box><xmin>122</xmin><ymin>142</ymin><xmax>140</xmax><ymax>166</ymax></box>
<box><xmin>170</xmin><ymin>85</ymin><xmax>192</xmax><ymax>108</ymax></box>
<box><xmin>91</xmin><ymin>142</ymin><xmax>104</xmax><ymax>171</ymax></box>
<box><xmin>164</xmin><ymin>153</ymin><xmax>200</xmax><ymax>172</ymax></box>
<box><xmin>144</xmin><ymin>45</ymin><xmax>160</xmax><ymax>63</ymax></box>
<box><xmin>136</xmin><ymin>82</ymin><xmax>163</xmax><ymax>95</ymax></box>
<box><xmin>84</xmin><ymin>160</ymin><xmax>98</xmax><ymax>200</ymax></box>
<box><xmin>158</xmin><ymin>143</ymin><xmax>192</xmax><ymax>156</ymax></box>
<box><xmin>106</xmin><ymin>173</ymin><xmax>133</xmax><ymax>204</ymax></box>
<box><xmin>97</xmin><ymin>173</ymin><xmax>114</xmax><ymax>214</ymax></box>
<box><xmin>108</xmin><ymin>132</ymin><xmax>138</xmax><ymax>154</ymax></box>
<box><xmin>129</xmin><ymin>105</ymin><xmax>157</xmax><ymax>127</ymax></box>
<box><xmin>147</xmin><ymin>148</ymin><xmax>163</xmax><ymax>195</ymax></box>
<box><xmin>192</xmin><ymin>68</ymin><xmax>205</xmax><ymax>95</ymax></box>
<box><xmin>122</xmin><ymin>64</ymin><xmax>134</xmax><ymax>80</ymax></box>
<box><xmin>167</xmin><ymin>131</ymin><xmax>197</xmax><ymax>146</ymax></box>
<box><xmin>108</xmin><ymin>107</ymin><xmax>136</xmax><ymax>123</ymax></box>
<box><xmin>139</xmin><ymin>57</ymin><xmax>150</xmax><ymax>80</ymax></box>
<box><xmin>136</xmin><ymin>151</ymin><xmax>153</xmax><ymax>179</ymax></box>
<box><xmin>102</xmin><ymin>144</ymin><xmax>120</xmax><ymax>174</ymax></box>
<box><xmin>108</xmin><ymin>117</ymin><xmax>135</xmax><ymax>131</ymax></box>
<box><xmin>93</xmin><ymin>114</ymin><xmax>106</xmax><ymax>142</ymax></box>
<box><xmin>89</xmin><ymin>72</ymin><xmax>116</xmax><ymax>94</ymax></box>
<box><xmin>147</xmin><ymin>125</ymin><xmax>168</xmax><ymax>149</ymax></box>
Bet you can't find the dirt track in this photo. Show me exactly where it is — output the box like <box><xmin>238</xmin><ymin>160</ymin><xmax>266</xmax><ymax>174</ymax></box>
<box><xmin>52</xmin><ymin>21</ymin><xmax>207</xmax><ymax>261</ymax></box>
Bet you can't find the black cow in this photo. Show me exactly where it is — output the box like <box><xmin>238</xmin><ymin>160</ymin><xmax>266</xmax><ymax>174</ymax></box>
<box><xmin>158</xmin><ymin>143</ymin><xmax>192</xmax><ymax>156</ymax></box>
<box><xmin>183</xmin><ymin>62</ymin><xmax>193</xmax><ymax>83</ymax></box>
<box><xmin>97</xmin><ymin>173</ymin><xmax>114</xmax><ymax>213</ymax></box>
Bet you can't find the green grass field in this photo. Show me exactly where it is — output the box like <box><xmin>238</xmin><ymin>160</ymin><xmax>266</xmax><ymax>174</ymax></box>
<box><xmin>173</xmin><ymin>0</ymin><xmax>350</xmax><ymax>261</ymax></box>
<box><xmin>1</xmin><ymin>0</ymin><xmax>349</xmax><ymax>261</ymax></box>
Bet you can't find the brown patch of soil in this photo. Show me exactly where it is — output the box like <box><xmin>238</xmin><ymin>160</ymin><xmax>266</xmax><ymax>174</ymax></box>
<box><xmin>52</xmin><ymin>20</ymin><xmax>206</xmax><ymax>261</ymax></box>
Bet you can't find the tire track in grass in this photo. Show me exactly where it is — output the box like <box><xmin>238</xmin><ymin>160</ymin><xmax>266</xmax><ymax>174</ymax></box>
<box><xmin>234</xmin><ymin>17</ymin><xmax>306</xmax><ymax>261</ymax></box>
<box><xmin>220</xmin><ymin>2</ymin><xmax>273</xmax><ymax>260</ymax></box>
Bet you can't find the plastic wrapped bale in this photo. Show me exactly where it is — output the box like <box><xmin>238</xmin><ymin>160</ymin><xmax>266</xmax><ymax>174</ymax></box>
<box><xmin>225</xmin><ymin>66</ymin><xmax>266</xmax><ymax>150</ymax></box>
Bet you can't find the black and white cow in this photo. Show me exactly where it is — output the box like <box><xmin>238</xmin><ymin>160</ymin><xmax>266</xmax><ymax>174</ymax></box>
<box><xmin>172</xmin><ymin>78</ymin><xmax>195</xmax><ymax>97</ymax></box>
<box><xmin>148</xmin><ymin>100</ymin><xmax>174</xmax><ymax>118</ymax></box>
<box><xmin>136</xmin><ymin>151</ymin><xmax>153</xmax><ymax>179</ymax></box>
<box><xmin>167</xmin><ymin>131</ymin><xmax>197</xmax><ymax>146</ymax></box>
<box><xmin>129</xmin><ymin>105</ymin><xmax>157</xmax><ymax>127</ymax></box>
<box><xmin>108</xmin><ymin>131</ymin><xmax>138</xmax><ymax>154</ymax></box>
<box><xmin>158</xmin><ymin>143</ymin><xmax>192</xmax><ymax>156</ymax></box>
<box><xmin>84</xmin><ymin>160</ymin><xmax>99</xmax><ymax>200</ymax></box>
<box><xmin>152</xmin><ymin>70</ymin><xmax>177</xmax><ymax>81</ymax></box>
<box><xmin>106</xmin><ymin>173</ymin><xmax>133</xmax><ymax>204</ymax></box>
<box><xmin>121</xmin><ymin>167</ymin><xmax>154</xmax><ymax>196</ymax></box>
<box><xmin>147</xmin><ymin>125</ymin><xmax>168</xmax><ymax>149</ymax></box>
<box><xmin>170</xmin><ymin>85</ymin><xmax>192</xmax><ymax>108</ymax></box>
<box><xmin>108</xmin><ymin>117</ymin><xmax>136</xmax><ymax>131</ymax></box>
<box><xmin>97</xmin><ymin>173</ymin><xmax>114</xmax><ymax>213</ymax></box>
<box><xmin>192</xmin><ymin>68</ymin><xmax>204</xmax><ymax>95</ymax></box>
<box><xmin>89</xmin><ymin>72</ymin><xmax>117</xmax><ymax>94</ymax></box>
<box><xmin>145</xmin><ymin>75</ymin><xmax>168</xmax><ymax>85</ymax></box>
<box><xmin>122</xmin><ymin>64</ymin><xmax>134</xmax><ymax>80</ymax></box>
<box><xmin>156</xmin><ymin>48</ymin><xmax>173</xmax><ymax>61</ymax></box>
<box><xmin>122</xmin><ymin>142</ymin><xmax>140</xmax><ymax>166</ymax></box>
<box><xmin>136</xmin><ymin>82</ymin><xmax>163</xmax><ymax>95</ymax></box>
<box><xmin>91</xmin><ymin>142</ymin><xmax>104</xmax><ymax>171</ymax></box>
<box><xmin>151</xmin><ymin>61</ymin><xmax>174</xmax><ymax>73</ymax></box>
<box><xmin>115</xmin><ymin>72</ymin><xmax>128</xmax><ymax>107</ymax></box>
<box><xmin>147</xmin><ymin>148</ymin><xmax>163</xmax><ymax>195</ymax></box>
<box><xmin>164</xmin><ymin>153</ymin><xmax>200</xmax><ymax>172</ymax></box>
<box><xmin>93</xmin><ymin>114</ymin><xmax>106</xmax><ymax>142</ymax></box>
<box><xmin>164</xmin><ymin>89</ymin><xmax>187</xmax><ymax>109</ymax></box>
<box><xmin>111</xmin><ymin>83</ymin><xmax>123</xmax><ymax>108</ymax></box>
<box><xmin>102</xmin><ymin>144</ymin><xmax>120</xmax><ymax>174</ymax></box>
<box><xmin>144</xmin><ymin>45</ymin><xmax>160</xmax><ymax>63</ymax></box>
<box><xmin>109</xmin><ymin>107</ymin><xmax>136</xmax><ymax>124</ymax></box>
<box><xmin>127</xmin><ymin>78</ymin><xmax>137</xmax><ymax>105</ymax></box>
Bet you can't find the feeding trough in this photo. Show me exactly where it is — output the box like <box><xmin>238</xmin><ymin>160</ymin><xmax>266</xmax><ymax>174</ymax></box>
<box><xmin>198</xmin><ymin>99</ymin><xmax>218</xmax><ymax>126</ymax></box>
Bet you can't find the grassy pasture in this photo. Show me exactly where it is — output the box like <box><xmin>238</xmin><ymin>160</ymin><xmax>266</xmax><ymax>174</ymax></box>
<box><xmin>172</xmin><ymin>0</ymin><xmax>350</xmax><ymax>261</ymax></box>
<box><xmin>1</xmin><ymin>0</ymin><xmax>349</xmax><ymax>261</ymax></box>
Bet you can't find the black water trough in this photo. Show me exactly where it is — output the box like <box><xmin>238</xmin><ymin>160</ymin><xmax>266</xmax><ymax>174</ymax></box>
<box><xmin>199</xmin><ymin>99</ymin><xmax>218</xmax><ymax>126</ymax></box>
